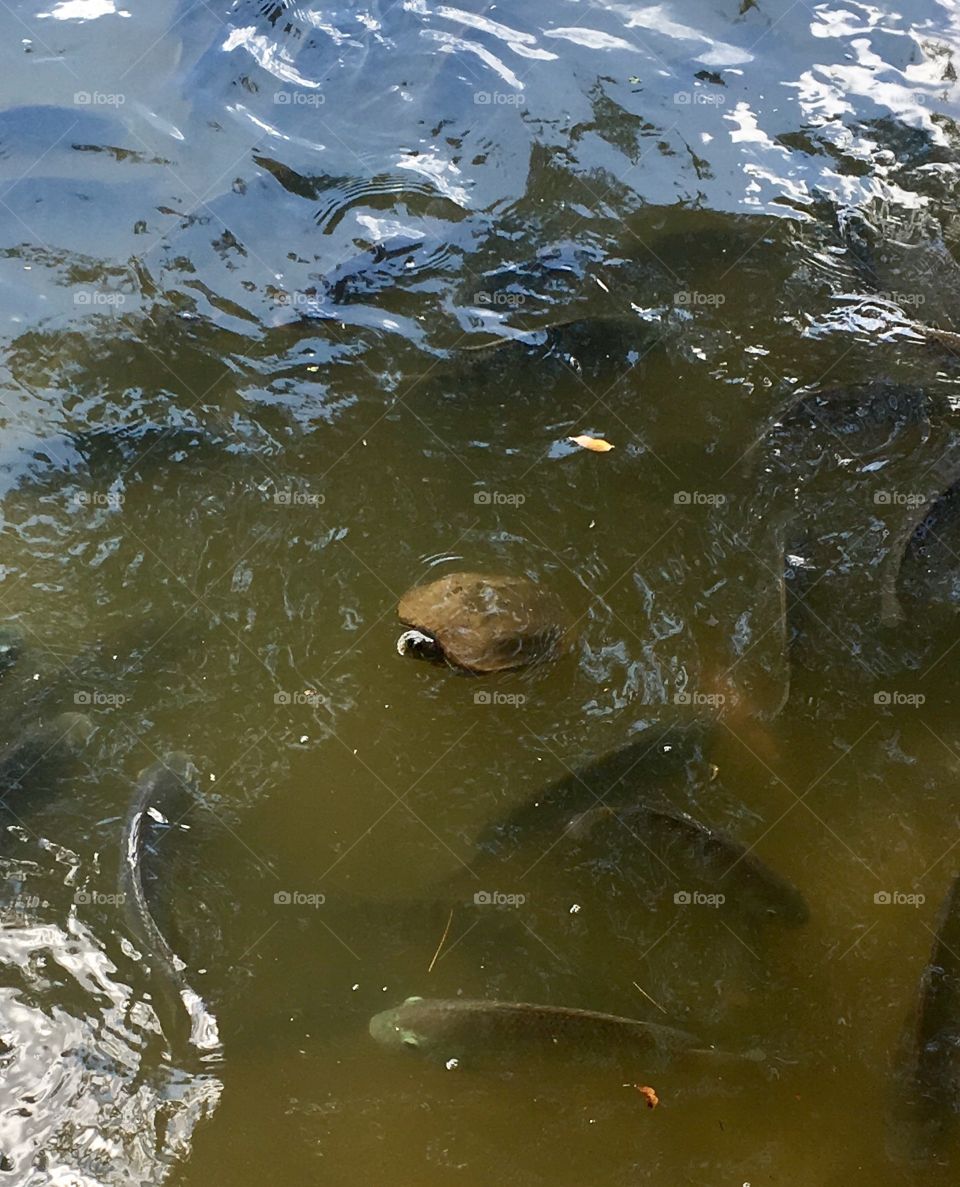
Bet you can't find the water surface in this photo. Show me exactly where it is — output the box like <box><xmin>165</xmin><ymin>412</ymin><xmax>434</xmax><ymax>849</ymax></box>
<box><xmin>2</xmin><ymin>0</ymin><xmax>960</xmax><ymax>1182</ymax></box>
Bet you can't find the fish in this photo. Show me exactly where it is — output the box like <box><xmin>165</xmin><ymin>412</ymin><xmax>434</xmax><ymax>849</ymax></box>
<box><xmin>878</xmin><ymin>460</ymin><xmax>960</xmax><ymax>627</ymax></box>
<box><xmin>474</xmin><ymin>724</ymin><xmax>711</xmax><ymax>857</ymax></box>
<box><xmin>563</xmin><ymin>803</ymin><xmax>809</xmax><ymax>926</ymax></box>
<box><xmin>119</xmin><ymin>755</ymin><xmax>221</xmax><ymax>1058</ymax></box>
<box><xmin>896</xmin><ymin>871</ymin><xmax>960</xmax><ymax>1162</ymax></box>
<box><xmin>369</xmin><ymin>996</ymin><xmax>709</xmax><ymax>1072</ymax></box>
<box><xmin>737</xmin><ymin>377</ymin><xmax>960</xmax><ymax>631</ymax></box>
<box><xmin>0</xmin><ymin>711</ymin><xmax>95</xmax><ymax>790</ymax></box>
<box><xmin>469</xmin><ymin>728</ymin><xmax>807</xmax><ymax>927</ymax></box>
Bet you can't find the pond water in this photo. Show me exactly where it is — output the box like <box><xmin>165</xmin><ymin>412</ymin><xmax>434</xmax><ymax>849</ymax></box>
<box><xmin>2</xmin><ymin>0</ymin><xmax>960</xmax><ymax>1183</ymax></box>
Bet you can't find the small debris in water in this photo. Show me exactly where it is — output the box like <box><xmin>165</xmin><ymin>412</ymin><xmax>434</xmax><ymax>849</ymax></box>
<box><xmin>632</xmin><ymin>981</ymin><xmax>668</xmax><ymax>1015</ymax></box>
<box><xmin>569</xmin><ymin>903</ymin><xmax>581</xmax><ymax>914</ymax></box>
<box><xmin>569</xmin><ymin>434</ymin><xmax>615</xmax><ymax>453</ymax></box>
<box><xmin>428</xmin><ymin>907</ymin><xmax>455</xmax><ymax>973</ymax></box>
<box><xmin>300</xmin><ymin>735</ymin><xmax>308</xmax><ymax>743</ymax></box>
<box><xmin>634</xmin><ymin>1085</ymin><xmax>659</xmax><ymax>1109</ymax></box>
<box><xmin>445</xmin><ymin>1058</ymin><xmax>459</xmax><ymax>1070</ymax></box>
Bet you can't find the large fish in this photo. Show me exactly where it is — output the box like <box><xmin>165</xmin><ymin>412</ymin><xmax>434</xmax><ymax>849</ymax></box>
<box><xmin>470</xmin><ymin>729</ymin><xmax>807</xmax><ymax>928</ymax></box>
<box><xmin>896</xmin><ymin>871</ymin><xmax>960</xmax><ymax>1162</ymax></box>
<box><xmin>369</xmin><ymin>995</ymin><xmax>712</xmax><ymax>1072</ymax></box>
<box><xmin>562</xmin><ymin>803</ymin><xmax>809</xmax><ymax>926</ymax></box>
<box><xmin>119</xmin><ymin>755</ymin><xmax>221</xmax><ymax>1058</ymax></box>
<box><xmin>474</xmin><ymin>725</ymin><xmax>710</xmax><ymax>856</ymax></box>
<box><xmin>879</xmin><ymin>462</ymin><xmax>960</xmax><ymax>627</ymax></box>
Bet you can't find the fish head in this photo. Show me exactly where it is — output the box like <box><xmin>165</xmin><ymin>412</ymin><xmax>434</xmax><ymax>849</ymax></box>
<box><xmin>369</xmin><ymin>997</ymin><xmax>429</xmax><ymax>1052</ymax></box>
<box><xmin>369</xmin><ymin>1010</ymin><xmax>424</xmax><ymax>1051</ymax></box>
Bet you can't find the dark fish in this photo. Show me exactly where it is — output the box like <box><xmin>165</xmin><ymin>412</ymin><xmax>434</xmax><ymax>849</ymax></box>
<box><xmin>0</xmin><ymin>711</ymin><xmax>94</xmax><ymax>791</ymax></box>
<box><xmin>897</xmin><ymin>872</ymin><xmax>960</xmax><ymax>1161</ymax></box>
<box><xmin>879</xmin><ymin>464</ymin><xmax>960</xmax><ymax>627</ymax></box>
<box><xmin>475</xmin><ymin>725</ymin><xmax>710</xmax><ymax>856</ymax></box>
<box><xmin>369</xmin><ymin>996</ymin><xmax>706</xmax><ymax>1071</ymax></box>
<box><xmin>740</xmin><ymin>378</ymin><xmax>960</xmax><ymax>631</ymax></box>
<box><xmin>119</xmin><ymin>755</ymin><xmax>220</xmax><ymax>1058</ymax></box>
<box><xmin>838</xmin><ymin>204</ymin><xmax>960</xmax><ymax>333</ymax></box>
<box><xmin>750</xmin><ymin>381</ymin><xmax>937</xmax><ymax>473</ymax></box>
<box><xmin>467</xmin><ymin>726</ymin><xmax>807</xmax><ymax>927</ymax></box>
<box><xmin>564</xmin><ymin>803</ymin><xmax>809</xmax><ymax>926</ymax></box>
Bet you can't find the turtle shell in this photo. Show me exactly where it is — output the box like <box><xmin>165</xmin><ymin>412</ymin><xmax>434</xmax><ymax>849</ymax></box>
<box><xmin>397</xmin><ymin>571</ymin><xmax>569</xmax><ymax>673</ymax></box>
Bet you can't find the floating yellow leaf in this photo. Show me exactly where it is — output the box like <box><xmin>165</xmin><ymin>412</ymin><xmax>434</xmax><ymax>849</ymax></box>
<box><xmin>569</xmin><ymin>434</ymin><xmax>615</xmax><ymax>453</ymax></box>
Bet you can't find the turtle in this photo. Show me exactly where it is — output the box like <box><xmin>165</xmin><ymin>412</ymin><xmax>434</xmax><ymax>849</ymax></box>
<box><xmin>396</xmin><ymin>571</ymin><xmax>570</xmax><ymax>673</ymax></box>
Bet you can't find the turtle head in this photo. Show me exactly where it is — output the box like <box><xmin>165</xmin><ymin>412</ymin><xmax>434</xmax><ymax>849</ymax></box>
<box><xmin>396</xmin><ymin>628</ymin><xmax>443</xmax><ymax>662</ymax></box>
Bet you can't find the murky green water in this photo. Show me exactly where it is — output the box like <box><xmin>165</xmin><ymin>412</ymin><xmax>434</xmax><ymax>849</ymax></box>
<box><xmin>3</xmin><ymin>0</ymin><xmax>960</xmax><ymax>1183</ymax></box>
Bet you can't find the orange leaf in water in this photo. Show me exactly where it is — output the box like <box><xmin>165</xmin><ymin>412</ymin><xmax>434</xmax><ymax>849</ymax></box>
<box><xmin>569</xmin><ymin>434</ymin><xmax>615</xmax><ymax>453</ymax></box>
<box><xmin>635</xmin><ymin>1085</ymin><xmax>659</xmax><ymax>1109</ymax></box>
